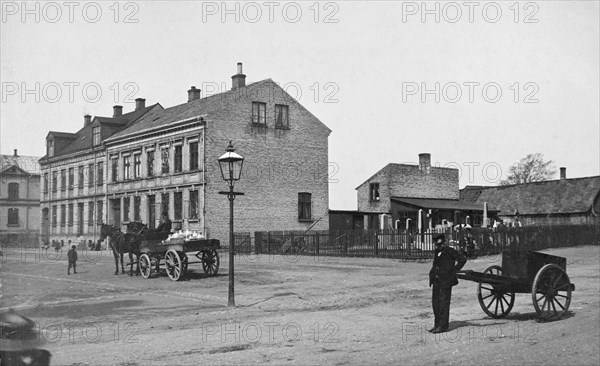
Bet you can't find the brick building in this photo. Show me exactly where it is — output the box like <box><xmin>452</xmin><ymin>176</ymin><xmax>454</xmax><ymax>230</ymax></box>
<box><xmin>40</xmin><ymin>63</ymin><xmax>330</xmax><ymax>246</ymax></box>
<box><xmin>0</xmin><ymin>150</ymin><xmax>41</xmax><ymax>246</ymax></box>
<box><xmin>353</xmin><ymin>153</ymin><xmax>490</xmax><ymax>231</ymax></box>
<box><xmin>39</xmin><ymin>102</ymin><xmax>160</xmax><ymax>245</ymax></box>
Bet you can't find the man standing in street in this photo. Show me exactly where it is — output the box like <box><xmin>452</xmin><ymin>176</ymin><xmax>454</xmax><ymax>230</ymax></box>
<box><xmin>429</xmin><ymin>233</ymin><xmax>466</xmax><ymax>333</ymax></box>
<box><xmin>67</xmin><ymin>245</ymin><xmax>78</xmax><ymax>275</ymax></box>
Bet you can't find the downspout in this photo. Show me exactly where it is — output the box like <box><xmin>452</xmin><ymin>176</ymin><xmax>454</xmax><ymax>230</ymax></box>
<box><xmin>202</xmin><ymin>124</ymin><xmax>206</xmax><ymax>237</ymax></box>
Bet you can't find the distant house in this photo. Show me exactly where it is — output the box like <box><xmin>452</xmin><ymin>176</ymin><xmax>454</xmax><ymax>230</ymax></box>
<box><xmin>0</xmin><ymin>149</ymin><xmax>41</xmax><ymax>245</ymax></box>
<box><xmin>351</xmin><ymin>153</ymin><xmax>493</xmax><ymax>232</ymax></box>
<box><xmin>460</xmin><ymin>170</ymin><xmax>600</xmax><ymax>226</ymax></box>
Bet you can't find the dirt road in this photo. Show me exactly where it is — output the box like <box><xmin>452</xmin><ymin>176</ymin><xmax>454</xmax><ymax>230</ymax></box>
<box><xmin>1</xmin><ymin>245</ymin><xmax>598</xmax><ymax>365</ymax></box>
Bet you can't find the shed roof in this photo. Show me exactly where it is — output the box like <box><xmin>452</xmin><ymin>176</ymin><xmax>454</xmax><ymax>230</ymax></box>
<box><xmin>390</xmin><ymin>197</ymin><xmax>498</xmax><ymax>212</ymax></box>
<box><xmin>0</xmin><ymin>154</ymin><xmax>41</xmax><ymax>175</ymax></box>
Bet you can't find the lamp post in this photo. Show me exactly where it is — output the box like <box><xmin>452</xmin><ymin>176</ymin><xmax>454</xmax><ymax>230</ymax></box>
<box><xmin>218</xmin><ymin>141</ymin><xmax>244</xmax><ymax>307</ymax></box>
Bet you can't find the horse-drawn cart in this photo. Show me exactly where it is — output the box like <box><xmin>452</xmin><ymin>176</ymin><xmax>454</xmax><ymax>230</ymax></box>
<box><xmin>457</xmin><ymin>250</ymin><xmax>575</xmax><ymax>319</ymax></box>
<box><xmin>138</xmin><ymin>238</ymin><xmax>220</xmax><ymax>281</ymax></box>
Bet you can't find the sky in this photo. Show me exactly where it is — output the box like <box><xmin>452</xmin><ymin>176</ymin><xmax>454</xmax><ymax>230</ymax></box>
<box><xmin>1</xmin><ymin>0</ymin><xmax>599</xmax><ymax>210</ymax></box>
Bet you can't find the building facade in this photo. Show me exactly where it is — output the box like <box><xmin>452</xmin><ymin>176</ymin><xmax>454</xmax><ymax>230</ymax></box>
<box><xmin>39</xmin><ymin>101</ymin><xmax>159</xmax><ymax>245</ymax></box>
<box><xmin>40</xmin><ymin>64</ymin><xmax>331</xmax><ymax>246</ymax></box>
<box><xmin>0</xmin><ymin>150</ymin><xmax>41</xmax><ymax>246</ymax></box>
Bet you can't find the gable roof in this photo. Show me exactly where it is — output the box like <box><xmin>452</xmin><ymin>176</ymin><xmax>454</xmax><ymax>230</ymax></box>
<box><xmin>463</xmin><ymin>176</ymin><xmax>600</xmax><ymax>215</ymax></box>
<box><xmin>106</xmin><ymin>79</ymin><xmax>331</xmax><ymax>143</ymax></box>
<box><xmin>42</xmin><ymin>104</ymin><xmax>158</xmax><ymax>159</ymax></box>
<box><xmin>0</xmin><ymin>154</ymin><xmax>41</xmax><ymax>175</ymax></box>
<box><xmin>356</xmin><ymin>163</ymin><xmax>457</xmax><ymax>189</ymax></box>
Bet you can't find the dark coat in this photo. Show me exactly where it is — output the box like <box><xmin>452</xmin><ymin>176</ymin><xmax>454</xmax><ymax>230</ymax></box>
<box><xmin>67</xmin><ymin>249</ymin><xmax>78</xmax><ymax>263</ymax></box>
<box><xmin>429</xmin><ymin>245</ymin><xmax>466</xmax><ymax>288</ymax></box>
<box><xmin>156</xmin><ymin>218</ymin><xmax>172</xmax><ymax>233</ymax></box>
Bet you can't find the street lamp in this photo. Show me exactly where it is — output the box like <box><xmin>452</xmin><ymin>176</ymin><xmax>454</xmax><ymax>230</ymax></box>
<box><xmin>218</xmin><ymin>141</ymin><xmax>244</xmax><ymax>307</ymax></box>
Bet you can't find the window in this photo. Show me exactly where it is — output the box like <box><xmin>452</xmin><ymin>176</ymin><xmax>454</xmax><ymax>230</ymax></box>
<box><xmin>7</xmin><ymin>208</ymin><xmax>19</xmax><ymax>226</ymax></box>
<box><xmin>147</xmin><ymin>195</ymin><xmax>156</xmax><ymax>229</ymax></box>
<box><xmin>161</xmin><ymin>193</ymin><xmax>169</xmax><ymax>215</ymax></box>
<box><xmin>88</xmin><ymin>163</ymin><xmax>94</xmax><ymax>187</ymax></box>
<box><xmin>111</xmin><ymin>158</ymin><xmax>118</xmax><ymax>182</ymax></box>
<box><xmin>298</xmin><ymin>193</ymin><xmax>312</xmax><ymax>221</ymax></box>
<box><xmin>133</xmin><ymin>154</ymin><xmax>141</xmax><ymax>178</ymax></box>
<box><xmin>43</xmin><ymin>173</ymin><xmax>48</xmax><ymax>193</ymax></box>
<box><xmin>52</xmin><ymin>205</ymin><xmax>57</xmax><ymax>227</ymax></box>
<box><xmin>370</xmin><ymin>183</ymin><xmax>380</xmax><ymax>201</ymax></box>
<box><xmin>147</xmin><ymin>150</ymin><xmax>155</xmax><ymax>177</ymax></box>
<box><xmin>88</xmin><ymin>201</ymin><xmax>94</xmax><ymax>226</ymax></box>
<box><xmin>123</xmin><ymin>197</ymin><xmax>130</xmax><ymax>222</ymax></box>
<box><xmin>68</xmin><ymin>203</ymin><xmax>73</xmax><ymax>226</ymax></box>
<box><xmin>92</xmin><ymin>126</ymin><xmax>101</xmax><ymax>145</ymax></box>
<box><xmin>97</xmin><ymin>162</ymin><xmax>103</xmax><ymax>185</ymax></box>
<box><xmin>189</xmin><ymin>141</ymin><xmax>199</xmax><ymax>171</ymax></box>
<box><xmin>174</xmin><ymin>145</ymin><xmax>182</xmax><ymax>173</ymax></box>
<box><xmin>252</xmin><ymin>102</ymin><xmax>267</xmax><ymax>125</ymax></box>
<box><xmin>123</xmin><ymin>156</ymin><xmax>131</xmax><ymax>180</ymax></box>
<box><xmin>97</xmin><ymin>201</ymin><xmax>103</xmax><ymax>225</ymax></box>
<box><xmin>161</xmin><ymin>148</ymin><xmax>169</xmax><ymax>174</ymax></box>
<box><xmin>134</xmin><ymin>196</ymin><xmax>141</xmax><ymax>221</ymax></box>
<box><xmin>189</xmin><ymin>190</ymin><xmax>199</xmax><ymax>219</ymax></box>
<box><xmin>60</xmin><ymin>204</ymin><xmax>66</xmax><ymax>227</ymax></box>
<box><xmin>8</xmin><ymin>183</ymin><xmax>19</xmax><ymax>200</ymax></box>
<box><xmin>275</xmin><ymin>104</ymin><xmax>289</xmax><ymax>128</ymax></box>
<box><xmin>60</xmin><ymin>170</ymin><xmax>66</xmax><ymax>191</ymax></box>
<box><xmin>47</xmin><ymin>138</ymin><xmax>54</xmax><ymax>157</ymax></box>
<box><xmin>78</xmin><ymin>166</ymin><xmax>84</xmax><ymax>189</ymax></box>
<box><xmin>52</xmin><ymin>171</ymin><xmax>57</xmax><ymax>192</ymax></box>
<box><xmin>174</xmin><ymin>192</ymin><xmax>182</xmax><ymax>220</ymax></box>
<box><xmin>68</xmin><ymin>167</ymin><xmax>74</xmax><ymax>190</ymax></box>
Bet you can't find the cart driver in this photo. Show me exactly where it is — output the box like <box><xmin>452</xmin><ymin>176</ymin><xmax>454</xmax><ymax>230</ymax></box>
<box><xmin>155</xmin><ymin>212</ymin><xmax>172</xmax><ymax>233</ymax></box>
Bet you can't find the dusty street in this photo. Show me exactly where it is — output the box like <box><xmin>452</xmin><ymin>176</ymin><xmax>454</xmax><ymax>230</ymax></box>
<box><xmin>1</xmin><ymin>245</ymin><xmax>599</xmax><ymax>365</ymax></box>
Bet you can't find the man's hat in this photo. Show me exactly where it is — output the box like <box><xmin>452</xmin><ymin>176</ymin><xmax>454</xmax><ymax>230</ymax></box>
<box><xmin>433</xmin><ymin>234</ymin><xmax>446</xmax><ymax>243</ymax></box>
<box><xmin>72</xmin><ymin>245</ymin><xmax>77</xmax><ymax>249</ymax></box>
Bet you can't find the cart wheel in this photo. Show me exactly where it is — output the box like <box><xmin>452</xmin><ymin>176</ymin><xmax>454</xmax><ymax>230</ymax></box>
<box><xmin>139</xmin><ymin>254</ymin><xmax>152</xmax><ymax>279</ymax></box>
<box><xmin>477</xmin><ymin>265</ymin><xmax>515</xmax><ymax>318</ymax></box>
<box><xmin>202</xmin><ymin>250</ymin><xmax>220</xmax><ymax>276</ymax></box>
<box><xmin>532</xmin><ymin>264</ymin><xmax>572</xmax><ymax>319</ymax></box>
<box><xmin>165</xmin><ymin>249</ymin><xmax>182</xmax><ymax>281</ymax></box>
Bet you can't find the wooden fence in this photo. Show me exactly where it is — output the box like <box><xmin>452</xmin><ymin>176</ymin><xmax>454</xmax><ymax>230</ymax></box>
<box><xmin>235</xmin><ymin>224</ymin><xmax>600</xmax><ymax>260</ymax></box>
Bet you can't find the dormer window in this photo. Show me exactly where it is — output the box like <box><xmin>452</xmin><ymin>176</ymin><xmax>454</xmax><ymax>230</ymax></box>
<box><xmin>252</xmin><ymin>102</ymin><xmax>266</xmax><ymax>125</ymax></box>
<box><xmin>47</xmin><ymin>138</ymin><xmax>54</xmax><ymax>157</ymax></box>
<box><xmin>92</xmin><ymin>126</ymin><xmax>101</xmax><ymax>145</ymax></box>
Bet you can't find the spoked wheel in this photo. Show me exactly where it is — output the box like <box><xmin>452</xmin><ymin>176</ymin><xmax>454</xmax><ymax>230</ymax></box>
<box><xmin>477</xmin><ymin>265</ymin><xmax>515</xmax><ymax>318</ymax></box>
<box><xmin>532</xmin><ymin>264</ymin><xmax>572</xmax><ymax>319</ymax></box>
<box><xmin>139</xmin><ymin>253</ymin><xmax>152</xmax><ymax>279</ymax></box>
<box><xmin>201</xmin><ymin>250</ymin><xmax>220</xmax><ymax>275</ymax></box>
<box><xmin>165</xmin><ymin>249</ymin><xmax>183</xmax><ymax>281</ymax></box>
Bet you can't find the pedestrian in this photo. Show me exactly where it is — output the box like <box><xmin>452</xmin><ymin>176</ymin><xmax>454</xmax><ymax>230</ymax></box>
<box><xmin>67</xmin><ymin>245</ymin><xmax>78</xmax><ymax>275</ymax></box>
<box><xmin>428</xmin><ymin>233</ymin><xmax>466</xmax><ymax>333</ymax></box>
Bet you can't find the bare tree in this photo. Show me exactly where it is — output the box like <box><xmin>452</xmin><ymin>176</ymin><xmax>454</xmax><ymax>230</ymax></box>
<box><xmin>500</xmin><ymin>153</ymin><xmax>557</xmax><ymax>185</ymax></box>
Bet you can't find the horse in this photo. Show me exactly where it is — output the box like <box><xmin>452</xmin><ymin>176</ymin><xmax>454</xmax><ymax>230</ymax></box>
<box><xmin>99</xmin><ymin>224</ymin><xmax>140</xmax><ymax>276</ymax></box>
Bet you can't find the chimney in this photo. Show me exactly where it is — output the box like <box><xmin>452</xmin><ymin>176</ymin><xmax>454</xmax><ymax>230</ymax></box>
<box><xmin>187</xmin><ymin>86</ymin><xmax>201</xmax><ymax>102</ymax></box>
<box><xmin>13</xmin><ymin>149</ymin><xmax>18</xmax><ymax>157</ymax></box>
<box><xmin>419</xmin><ymin>153</ymin><xmax>431</xmax><ymax>171</ymax></box>
<box><xmin>560</xmin><ymin>167</ymin><xmax>566</xmax><ymax>180</ymax></box>
<box><xmin>84</xmin><ymin>114</ymin><xmax>92</xmax><ymax>126</ymax></box>
<box><xmin>231</xmin><ymin>62</ymin><xmax>246</xmax><ymax>90</ymax></box>
<box><xmin>135</xmin><ymin>98</ymin><xmax>146</xmax><ymax>110</ymax></box>
<box><xmin>113</xmin><ymin>105</ymin><xmax>123</xmax><ymax>117</ymax></box>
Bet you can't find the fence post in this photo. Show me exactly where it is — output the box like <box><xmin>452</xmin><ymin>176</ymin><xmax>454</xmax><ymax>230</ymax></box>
<box><xmin>374</xmin><ymin>230</ymin><xmax>379</xmax><ymax>256</ymax></box>
<box><xmin>254</xmin><ymin>232</ymin><xmax>262</xmax><ymax>254</ymax></box>
<box><xmin>315</xmin><ymin>232</ymin><xmax>320</xmax><ymax>256</ymax></box>
<box><xmin>267</xmin><ymin>231</ymin><xmax>271</xmax><ymax>254</ymax></box>
<box><xmin>343</xmin><ymin>230</ymin><xmax>348</xmax><ymax>255</ymax></box>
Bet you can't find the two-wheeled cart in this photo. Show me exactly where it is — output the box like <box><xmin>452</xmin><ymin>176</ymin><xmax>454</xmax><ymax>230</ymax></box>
<box><xmin>456</xmin><ymin>250</ymin><xmax>575</xmax><ymax>319</ymax></box>
<box><xmin>138</xmin><ymin>238</ymin><xmax>220</xmax><ymax>281</ymax></box>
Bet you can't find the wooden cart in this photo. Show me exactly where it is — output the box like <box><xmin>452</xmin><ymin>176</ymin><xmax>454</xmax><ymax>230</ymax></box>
<box><xmin>456</xmin><ymin>250</ymin><xmax>575</xmax><ymax>319</ymax></box>
<box><xmin>138</xmin><ymin>238</ymin><xmax>220</xmax><ymax>281</ymax></box>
